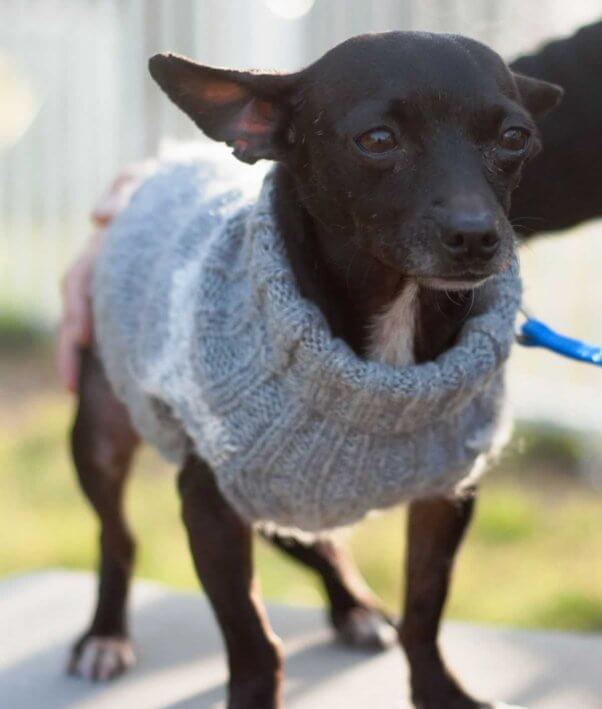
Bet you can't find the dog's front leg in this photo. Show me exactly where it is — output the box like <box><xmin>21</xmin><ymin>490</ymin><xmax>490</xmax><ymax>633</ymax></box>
<box><xmin>400</xmin><ymin>493</ymin><xmax>491</xmax><ymax>709</ymax></box>
<box><xmin>178</xmin><ymin>456</ymin><xmax>283</xmax><ymax>709</ymax></box>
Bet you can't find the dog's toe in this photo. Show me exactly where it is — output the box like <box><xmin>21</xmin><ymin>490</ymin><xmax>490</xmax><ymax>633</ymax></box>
<box><xmin>68</xmin><ymin>635</ymin><xmax>135</xmax><ymax>681</ymax></box>
<box><xmin>335</xmin><ymin>607</ymin><xmax>398</xmax><ymax>650</ymax></box>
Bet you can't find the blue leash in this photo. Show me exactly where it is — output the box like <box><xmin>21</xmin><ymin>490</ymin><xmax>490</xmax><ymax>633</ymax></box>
<box><xmin>517</xmin><ymin>307</ymin><xmax>602</xmax><ymax>367</ymax></box>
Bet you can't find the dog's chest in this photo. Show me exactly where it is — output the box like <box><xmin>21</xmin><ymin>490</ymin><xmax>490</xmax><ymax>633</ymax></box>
<box><xmin>367</xmin><ymin>282</ymin><xmax>419</xmax><ymax>367</ymax></box>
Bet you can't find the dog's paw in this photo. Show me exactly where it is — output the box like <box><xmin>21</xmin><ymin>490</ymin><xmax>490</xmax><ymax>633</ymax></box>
<box><xmin>68</xmin><ymin>635</ymin><xmax>135</xmax><ymax>681</ymax></box>
<box><xmin>334</xmin><ymin>606</ymin><xmax>398</xmax><ymax>650</ymax></box>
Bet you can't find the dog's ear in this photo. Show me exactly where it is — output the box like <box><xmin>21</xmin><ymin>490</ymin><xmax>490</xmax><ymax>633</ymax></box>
<box><xmin>512</xmin><ymin>72</ymin><xmax>564</xmax><ymax>119</ymax></box>
<box><xmin>149</xmin><ymin>54</ymin><xmax>300</xmax><ymax>164</ymax></box>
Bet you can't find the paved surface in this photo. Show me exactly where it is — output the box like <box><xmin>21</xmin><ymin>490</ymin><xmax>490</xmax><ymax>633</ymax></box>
<box><xmin>1</xmin><ymin>570</ymin><xmax>600</xmax><ymax>708</ymax></box>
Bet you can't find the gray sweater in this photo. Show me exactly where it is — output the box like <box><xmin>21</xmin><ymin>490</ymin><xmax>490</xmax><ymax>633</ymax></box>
<box><xmin>92</xmin><ymin>146</ymin><xmax>521</xmax><ymax>533</ymax></box>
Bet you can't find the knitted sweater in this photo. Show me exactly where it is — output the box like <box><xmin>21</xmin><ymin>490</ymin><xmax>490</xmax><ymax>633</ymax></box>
<box><xmin>92</xmin><ymin>145</ymin><xmax>521</xmax><ymax>533</ymax></box>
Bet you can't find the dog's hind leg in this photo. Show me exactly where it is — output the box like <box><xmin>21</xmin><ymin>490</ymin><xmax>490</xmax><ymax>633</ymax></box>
<box><xmin>399</xmin><ymin>492</ymin><xmax>491</xmax><ymax>709</ymax></box>
<box><xmin>68</xmin><ymin>349</ymin><xmax>139</xmax><ymax>681</ymax></box>
<box><xmin>263</xmin><ymin>532</ymin><xmax>397</xmax><ymax>650</ymax></box>
<box><xmin>179</xmin><ymin>455</ymin><xmax>283</xmax><ymax>709</ymax></box>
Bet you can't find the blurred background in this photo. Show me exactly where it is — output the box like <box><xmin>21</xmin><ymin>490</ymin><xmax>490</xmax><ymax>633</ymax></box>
<box><xmin>1</xmin><ymin>0</ymin><xmax>601</xmax><ymax>633</ymax></box>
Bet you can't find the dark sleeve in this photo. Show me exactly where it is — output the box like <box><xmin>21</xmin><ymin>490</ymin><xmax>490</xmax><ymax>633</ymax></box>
<box><xmin>509</xmin><ymin>20</ymin><xmax>602</xmax><ymax>237</ymax></box>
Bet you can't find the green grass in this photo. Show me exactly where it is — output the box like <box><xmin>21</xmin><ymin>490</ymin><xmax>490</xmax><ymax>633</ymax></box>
<box><xmin>0</xmin><ymin>307</ymin><xmax>48</xmax><ymax>352</ymax></box>
<box><xmin>2</xmin><ymin>346</ymin><xmax>601</xmax><ymax>632</ymax></box>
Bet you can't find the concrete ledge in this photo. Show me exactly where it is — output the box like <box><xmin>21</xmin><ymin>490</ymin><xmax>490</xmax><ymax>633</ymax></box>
<box><xmin>1</xmin><ymin>570</ymin><xmax>600</xmax><ymax>708</ymax></box>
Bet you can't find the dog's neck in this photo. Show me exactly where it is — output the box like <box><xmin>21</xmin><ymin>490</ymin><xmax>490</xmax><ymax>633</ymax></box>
<box><xmin>368</xmin><ymin>281</ymin><xmax>419</xmax><ymax>366</ymax></box>
<box><xmin>271</xmin><ymin>165</ymin><xmax>471</xmax><ymax>365</ymax></box>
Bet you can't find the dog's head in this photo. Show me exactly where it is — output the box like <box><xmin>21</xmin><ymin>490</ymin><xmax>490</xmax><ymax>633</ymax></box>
<box><xmin>149</xmin><ymin>32</ymin><xmax>562</xmax><ymax>290</ymax></box>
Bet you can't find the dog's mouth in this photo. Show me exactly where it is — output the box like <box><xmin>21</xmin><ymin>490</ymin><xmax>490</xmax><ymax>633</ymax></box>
<box><xmin>417</xmin><ymin>272</ymin><xmax>493</xmax><ymax>291</ymax></box>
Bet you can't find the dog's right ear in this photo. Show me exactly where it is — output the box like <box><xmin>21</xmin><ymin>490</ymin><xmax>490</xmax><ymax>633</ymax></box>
<box><xmin>149</xmin><ymin>54</ymin><xmax>300</xmax><ymax>164</ymax></box>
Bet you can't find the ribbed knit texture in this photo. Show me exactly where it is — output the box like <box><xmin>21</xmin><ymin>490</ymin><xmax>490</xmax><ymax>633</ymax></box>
<box><xmin>92</xmin><ymin>145</ymin><xmax>521</xmax><ymax>533</ymax></box>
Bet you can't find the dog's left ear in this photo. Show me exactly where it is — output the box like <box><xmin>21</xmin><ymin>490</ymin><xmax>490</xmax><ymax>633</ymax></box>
<box><xmin>149</xmin><ymin>53</ymin><xmax>300</xmax><ymax>164</ymax></box>
<box><xmin>512</xmin><ymin>72</ymin><xmax>564</xmax><ymax>119</ymax></box>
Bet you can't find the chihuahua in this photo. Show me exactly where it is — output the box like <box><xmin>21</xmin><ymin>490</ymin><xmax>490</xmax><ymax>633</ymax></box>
<box><xmin>68</xmin><ymin>31</ymin><xmax>562</xmax><ymax>708</ymax></box>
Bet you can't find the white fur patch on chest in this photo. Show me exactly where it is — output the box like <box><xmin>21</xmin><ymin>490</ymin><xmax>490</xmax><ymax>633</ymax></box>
<box><xmin>368</xmin><ymin>281</ymin><xmax>419</xmax><ymax>367</ymax></box>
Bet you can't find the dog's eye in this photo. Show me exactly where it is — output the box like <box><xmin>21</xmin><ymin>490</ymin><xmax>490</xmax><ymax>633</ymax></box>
<box><xmin>356</xmin><ymin>127</ymin><xmax>398</xmax><ymax>154</ymax></box>
<box><xmin>498</xmin><ymin>127</ymin><xmax>529</xmax><ymax>152</ymax></box>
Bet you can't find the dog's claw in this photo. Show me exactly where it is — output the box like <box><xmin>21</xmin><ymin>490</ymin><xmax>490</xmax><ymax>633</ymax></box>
<box><xmin>334</xmin><ymin>607</ymin><xmax>398</xmax><ymax>650</ymax></box>
<box><xmin>68</xmin><ymin>635</ymin><xmax>135</xmax><ymax>681</ymax></box>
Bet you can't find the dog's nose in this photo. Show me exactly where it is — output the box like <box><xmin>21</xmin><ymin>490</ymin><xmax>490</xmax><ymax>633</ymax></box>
<box><xmin>437</xmin><ymin>210</ymin><xmax>500</xmax><ymax>261</ymax></box>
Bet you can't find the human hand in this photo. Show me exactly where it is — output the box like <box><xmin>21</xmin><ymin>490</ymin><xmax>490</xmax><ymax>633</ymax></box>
<box><xmin>57</xmin><ymin>161</ymin><xmax>155</xmax><ymax>391</ymax></box>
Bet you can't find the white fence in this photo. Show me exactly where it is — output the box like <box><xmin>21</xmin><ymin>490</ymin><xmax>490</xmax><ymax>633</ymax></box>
<box><xmin>1</xmin><ymin>0</ymin><xmax>601</xmax><ymax>432</ymax></box>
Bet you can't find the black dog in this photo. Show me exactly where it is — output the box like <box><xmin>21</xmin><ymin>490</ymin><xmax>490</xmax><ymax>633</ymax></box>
<box><xmin>510</xmin><ymin>19</ymin><xmax>602</xmax><ymax>235</ymax></box>
<box><xmin>68</xmin><ymin>32</ymin><xmax>562</xmax><ymax>708</ymax></box>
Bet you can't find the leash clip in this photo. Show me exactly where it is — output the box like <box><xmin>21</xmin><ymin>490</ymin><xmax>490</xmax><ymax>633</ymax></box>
<box><xmin>517</xmin><ymin>306</ymin><xmax>602</xmax><ymax>367</ymax></box>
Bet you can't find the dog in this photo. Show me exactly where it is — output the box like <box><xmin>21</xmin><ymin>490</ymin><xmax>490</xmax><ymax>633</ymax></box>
<box><xmin>68</xmin><ymin>32</ymin><xmax>562</xmax><ymax>708</ymax></box>
<box><xmin>509</xmin><ymin>19</ymin><xmax>602</xmax><ymax>235</ymax></box>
